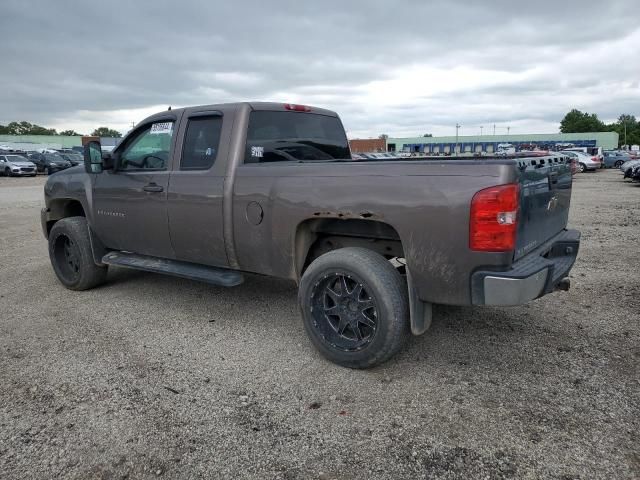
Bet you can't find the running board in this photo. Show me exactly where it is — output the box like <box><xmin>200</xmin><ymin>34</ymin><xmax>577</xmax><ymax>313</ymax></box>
<box><xmin>102</xmin><ymin>252</ymin><xmax>244</xmax><ymax>287</ymax></box>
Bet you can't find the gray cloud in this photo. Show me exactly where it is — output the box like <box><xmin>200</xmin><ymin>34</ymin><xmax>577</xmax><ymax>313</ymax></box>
<box><xmin>0</xmin><ymin>0</ymin><xmax>638</xmax><ymax>136</ymax></box>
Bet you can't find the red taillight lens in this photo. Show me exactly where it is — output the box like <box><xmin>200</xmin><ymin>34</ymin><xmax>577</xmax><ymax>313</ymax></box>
<box><xmin>470</xmin><ymin>183</ymin><xmax>519</xmax><ymax>252</ymax></box>
<box><xmin>284</xmin><ymin>103</ymin><xmax>311</xmax><ymax>112</ymax></box>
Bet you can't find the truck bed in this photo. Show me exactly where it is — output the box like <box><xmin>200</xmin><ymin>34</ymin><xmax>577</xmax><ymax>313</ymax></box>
<box><xmin>232</xmin><ymin>153</ymin><xmax>573</xmax><ymax>305</ymax></box>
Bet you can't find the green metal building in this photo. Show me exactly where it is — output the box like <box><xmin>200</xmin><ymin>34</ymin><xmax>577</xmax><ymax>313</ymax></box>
<box><xmin>387</xmin><ymin>131</ymin><xmax>619</xmax><ymax>154</ymax></box>
<box><xmin>0</xmin><ymin>135</ymin><xmax>121</xmax><ymax>150</ymax></box>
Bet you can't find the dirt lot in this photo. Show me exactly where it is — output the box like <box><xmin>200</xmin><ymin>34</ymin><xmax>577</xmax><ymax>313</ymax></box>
<box><xmin>0</xmin><ymin>170</ymin><xmax>638</xmax><ymax>480</ymax></box>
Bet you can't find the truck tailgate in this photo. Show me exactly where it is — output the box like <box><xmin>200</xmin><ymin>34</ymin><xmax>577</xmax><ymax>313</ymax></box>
<box><xmin>514</xmin><ymin>157</ymin><xmax>572</xmax><ymax>260</ymax></box>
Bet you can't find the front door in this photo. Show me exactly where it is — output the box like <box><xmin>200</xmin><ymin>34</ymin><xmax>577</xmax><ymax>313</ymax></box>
<box><xmin>92</xmin><ymin>120</ymin><xmax>176</xmax><ymax>259</ymax></box>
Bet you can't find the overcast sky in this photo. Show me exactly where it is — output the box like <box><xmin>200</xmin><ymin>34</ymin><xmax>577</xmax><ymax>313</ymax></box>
<box><xmin>1</xmin><ymin>0</ymin><xmax>639</xmax><ymax>138</ymax></box>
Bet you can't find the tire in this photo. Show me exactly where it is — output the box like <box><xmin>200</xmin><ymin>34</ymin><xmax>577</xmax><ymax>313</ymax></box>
<box><xmin>48</xmin><ymin>217</ymin><xmax>108</xmax><ymax>290</ymax></box>
<box><xmin>4</xmin><ymin>168</ymin><xmax>11</xmax><ymax>177</ymax></box>
<box><xmin>46</xmin><ymin>167</ymin><xmax>52</xmax><ymax>175</ymax></box>
<box><xmin>614</xmin><ymin>160</ymin><xmax>624</xmax><ymax>168</ymax></box>
<box><xmin>579</xmin><ymin>163</ymin><xmax>586</xmax><ymax>173</ymax></box>
<box><xmin>298</xmin><ymin>247</ymin><xmax>409</xmax><ymax>369</ymax></box>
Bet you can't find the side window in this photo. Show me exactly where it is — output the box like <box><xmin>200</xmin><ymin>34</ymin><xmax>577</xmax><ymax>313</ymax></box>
<box><xmin>180</xmin><ymin>116</ymin><xmax>222</xmax><ymax>170</ymax></box>
<box><xmin>120</xmin><ymin>121</ymin><xmax>174</xmax><ymax>171</ymax></box>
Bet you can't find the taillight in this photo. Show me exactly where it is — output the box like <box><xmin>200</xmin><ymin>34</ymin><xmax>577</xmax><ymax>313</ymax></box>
<box><xmin>470</xmin><ymin>183</ymin><xmax>519</xmax><ymax>252</ymax></box>
<box><xmin>284</xmin><ymin>103</ymin><xmax>311</xmax><ymax>112</ymax></box>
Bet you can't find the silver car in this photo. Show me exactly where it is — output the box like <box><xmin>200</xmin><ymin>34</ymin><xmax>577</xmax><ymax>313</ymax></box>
<box><xmin>0</xmin><ymin>154</ymin><xmax>38</xmax><ymax>177</ymax></box>
<box><xmin>561</xmin><ymin>150</ymin><xmax>600</xmax><ymax>172</ymax></box>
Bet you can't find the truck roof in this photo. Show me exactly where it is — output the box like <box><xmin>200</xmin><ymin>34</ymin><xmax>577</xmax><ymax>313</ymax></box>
<box><xmin>140</xmin><ymin>102</ymin><xmax>339</xmax><ymax>125</ymax></box>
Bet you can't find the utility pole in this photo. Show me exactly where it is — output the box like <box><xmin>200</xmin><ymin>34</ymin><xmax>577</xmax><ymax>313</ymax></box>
<box><xmin>493</xmin><ymin>124</ymin><xmax>496</xmax><ymax>136</ymax></box>
<box><xmin>480</xmin><ymin>126</ymin><xmax>484</xmax><ymax>136</ymax></box>
<box><xmin>507</xmin><ymin>126</ymin><xmax>511</xmax><ymax>135</ymax></box>
<box><xmin>455</xmin><ymin>123</ymin><xmax>461</xmax><ymax>153</ymax></box>
<box><xmin>624</xmin><ymin>121</ymin><xmax>627</xmax><ymax>147</ymax></box>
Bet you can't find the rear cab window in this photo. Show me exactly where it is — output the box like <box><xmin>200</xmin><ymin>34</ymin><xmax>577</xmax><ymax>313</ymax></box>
<box><xmin>244</xmin><ymin>110</ymin><xmax>350</xmax><ymax>163</ymax></box>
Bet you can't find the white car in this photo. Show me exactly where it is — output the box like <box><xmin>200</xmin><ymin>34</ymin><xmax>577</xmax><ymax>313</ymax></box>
<box><xmin>561</xmin><ymin>150</ymin><xmax>601</xmax><ymax>172</ymax></box>
<box><xmin>0</xmin><ymin>154</ymin><xmax>38</xmax><ymax>177</ymax></box>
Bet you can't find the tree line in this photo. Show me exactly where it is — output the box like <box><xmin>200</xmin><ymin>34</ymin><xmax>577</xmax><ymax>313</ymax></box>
<box><xmin>560</xmin><ymin>110</ymin><xmax>639</xmax><ymax>147</ymax></box>
<box><xmin>0</xmin><ymin>121</ymin><xmax>121</xmax><ymax>138</ymax></box>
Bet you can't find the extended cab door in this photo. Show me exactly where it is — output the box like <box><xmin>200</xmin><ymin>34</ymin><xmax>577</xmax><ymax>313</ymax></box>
<box><xmin>166</xmin><ymin>108</ymin><xmax>231</xmax><ymax>267</ymax></box>
<box><xmin>91</xmin><ymin>117</ymin><xmax>178</xmax><ymax>258</ymax></box>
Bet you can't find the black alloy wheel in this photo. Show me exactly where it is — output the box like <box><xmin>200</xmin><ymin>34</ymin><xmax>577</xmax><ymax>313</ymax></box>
<box><xmin>299</xmin><ymin>247</ymin><xmax>408</xmax><ymax>369</ymax></box>
<box><xmin>48</xmin><ymin>216</ymin><xmax>108</xmax><ymax>290</ymax></box>
<box><xmin>52</xmin><ymin>234</ymin><xmax>81</xmax><ymax>284</ymax></box>
<box><xmin>310</xmin><ymin>272</ymin><xmax>378</xmax><ymax>352</ymax></box>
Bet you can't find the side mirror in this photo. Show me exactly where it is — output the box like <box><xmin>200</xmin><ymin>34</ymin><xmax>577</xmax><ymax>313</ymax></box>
<box><xmin>84</xmin><ymin>141</ymin><xmax>103</xmax><ymax>174</ymax></box>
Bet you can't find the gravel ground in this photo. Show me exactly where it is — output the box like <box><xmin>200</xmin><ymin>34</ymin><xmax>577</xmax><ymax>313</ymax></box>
<box><xmin>0</xmin><ymin>171</ymin><xmax>638</xmax><ymax>480</ymax></box>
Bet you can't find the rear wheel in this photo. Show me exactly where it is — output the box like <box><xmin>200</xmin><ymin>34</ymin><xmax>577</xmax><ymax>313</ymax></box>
<box><xmin>614</xmin><ymin>160</ymin><xmax>624</xmax><ymax>168</ymax></box>
<box><xmin>299</xmin><ymin>247</ymin><xmax>408</xmax><ymax>369</ymax></box>
<box><xmin>579</xmin><ymin>163</ymin><xmax>586</xmax><ymax>173</ymax></box>
<box><xmin>48</xmin><ymin>217</ymin><xmax>108</xmax><ymax>290</ymax></box>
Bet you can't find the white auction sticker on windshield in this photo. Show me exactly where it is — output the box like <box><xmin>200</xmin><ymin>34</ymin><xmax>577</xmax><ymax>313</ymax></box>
<box><xmin>150</xmin><ymin>122</ymin><xmax>173</xmax><ymax>135</ymax></box>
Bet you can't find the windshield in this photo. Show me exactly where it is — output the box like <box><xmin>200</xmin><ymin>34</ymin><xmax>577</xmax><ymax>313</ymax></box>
<box><xmin>44</xmin><ymin>153</ymin><xmax>65</xmax><ymax>161</ymax></box>
<box><xmin>245</xmin><ymin>111</ymin><xmax>350</xmax><ymax>162</ymax></box>
<box><xmin>6</xmin><ymin>155</ymin><xmax>29</xmax><ymax>162</ymax></box>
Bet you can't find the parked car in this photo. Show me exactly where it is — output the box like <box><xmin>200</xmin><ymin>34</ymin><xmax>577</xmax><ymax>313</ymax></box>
<box><xmin>563</xmin><ymin>147</ymin><xmax>604</xmax><ymax>164</ymax></box>
<box><xmin>29</xmin><ymin>152</ymin><xmax>72</xmax><ymax>174</ymax></box>
<box><xmin>621</xmin><ymin>159</ymin><xmax>640</xmax><ymax>177</ymax></box>
<box><xmin>561</xmin><ymin>150</ymin><xmax>600</xmax><ymax>172</ymax></box>
<box><xmin>41</xmin><ymin>102</ymin><xmax>580</xmax><ymax>369</ymax></box>
<box><xmin>0</xmin><ymin>154</ymin><xmax>37</xmax><ymax>176</ymax></box>
<box><xmin>602</xmin><ymin>150</ymin><xmax>631</xmax><ymax>168</ymax></box>
<box><xmin>59</xmin><ymin>152</ymin><xmax>84</xmax><ymax>166</ymax></box>
<box><xmin>625</xmin><ymin>163</ymin><xmax>640</xmax><ymax>182</ymax></box>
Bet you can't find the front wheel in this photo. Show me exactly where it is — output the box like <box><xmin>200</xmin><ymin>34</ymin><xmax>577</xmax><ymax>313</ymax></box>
<box><xmin>4</xmin><ymin>168</ymin><xmax>11</xmax><ymax>177</ymax></box>
<box><xmin>48</xmin><ymin>217</ymin><xmax>108</xmax><ymax>290</ymax></box>
<box><xmin>299</xmin><ymin>247</ymin><xmax>409</xmax><ymax>369</ymax></box>
<box><xmin>614</xmin><ymin>160</ymin><xmax>624</xmax><ymax>168</ymax></box>
<box><xmin>579</xmin><ymin>163</ymin><xmax>586</xmax><ymax>173</ymax></box>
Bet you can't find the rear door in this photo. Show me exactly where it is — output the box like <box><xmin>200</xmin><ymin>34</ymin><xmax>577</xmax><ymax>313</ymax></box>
<box><xmin>514</xmin><ymin>156</ymin><xmax>572</xmax><ymax>260</ymax></box>
<box><xmin>166</xmin><ymin>108</ymin><xmax>231</xmax><ymax>267</ymax></box>
<box><xmin>91</xmin><ymin>118</ymin><xmax>178</xmax><ymax>258</ymax></box>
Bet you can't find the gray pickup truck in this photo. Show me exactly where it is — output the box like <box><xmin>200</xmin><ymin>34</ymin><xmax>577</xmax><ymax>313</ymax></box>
<box><xmin>41</xmin><ymin>102</ymin><xmax>580</xmax><ymax>368</ymax></box>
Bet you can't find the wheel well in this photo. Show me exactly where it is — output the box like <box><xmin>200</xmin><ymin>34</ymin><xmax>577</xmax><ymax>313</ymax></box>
<box><xmin>46</xmin><ymin>199</ymin><xmax>86</xmax><ymax>234</ymax></box>
<box><xmin>295</xmin><ymin>218</ymin><xmax>405</xmax><ymax>278</ymax></box>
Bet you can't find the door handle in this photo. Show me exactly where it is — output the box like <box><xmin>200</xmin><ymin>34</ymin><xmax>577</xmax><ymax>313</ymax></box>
<box><xmin>143</xmin><ymin>183</ymin><xmax>164</xmax><ymax>193</ymax></box>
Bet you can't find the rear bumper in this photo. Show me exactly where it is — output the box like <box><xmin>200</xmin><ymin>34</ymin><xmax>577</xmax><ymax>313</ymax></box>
<box><xmin>471</xmin><ymin>229</ymin><xmax>580</xmax><ymax>306</ymax></box>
